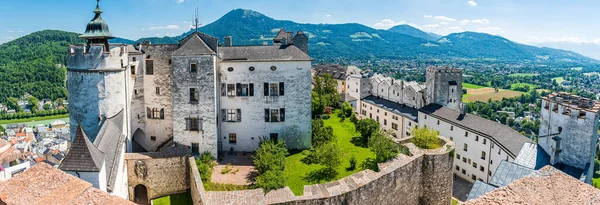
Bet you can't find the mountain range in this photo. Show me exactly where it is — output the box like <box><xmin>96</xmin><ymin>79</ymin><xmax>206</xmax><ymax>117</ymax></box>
<box><xmin>134</xmin><ymin>9</ymin><xmax>597</xmax><ymax>64</ymax></box>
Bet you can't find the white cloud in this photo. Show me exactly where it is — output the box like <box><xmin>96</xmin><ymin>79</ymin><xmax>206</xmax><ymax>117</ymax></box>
<box><xmin>372</xmin><ymin>19</ymin><xmax>406</xmax><ymax>29</ymax></box>
<box><xmin>8</xmin><ymin>31</ymin><xmax>14</xmax><ymax>33</ymax></box>
<box><xmin>477</xmin><ymin>27</ymin><xmax>503</xmax><ymax>35</ymax></box>
<box><xmin>425</xmin><ymin>15</ymin><xmax>456</xmax><ymax>22</ymax></box>
<box><xmin>3</xmin><ymin>36</ymin><xmax>15</xmax><ymax>40</ymax></box>
<box><xmin>326</xmin><ymin>14</ymin><xmax>332</xmax><ymax>17</ymax></box>
<box><xmin>461</xmin><ymin>19</ymin><xmax>489</xmax><ymax>24</ymax></box>
<box><xmin>468</xmin><ymin>1</ymin><xmax>477</xmax><ymax>7</ymax></box>
<box><xmin>177</xmin><ymin>0</ymin><xmax>184</xmax><ymax>4</ymax></box>
<box><xmin>446</xmin><ymin>27</ymin><xmax>464</xmax><ymax>33</ymax></box>
<box><xmin>148</xmin><ymin>25</ymin><xmax>180</xmax><ymax>30</ymax></box>
<box><xmin>422</xmin><ymin>24</ymin><xmax>440</xmax><ymax>29</ymax></box>
<box><xmin>440</xmin><ymin>22</ymin><xmax>449</xmax><ymax>25</ymax></box>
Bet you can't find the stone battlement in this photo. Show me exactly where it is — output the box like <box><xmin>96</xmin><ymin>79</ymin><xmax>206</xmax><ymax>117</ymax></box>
<box><xmin>67</xmin><ymin>44</ymin><xmax>129</xmax><ymax>71</ymax></box>
<box><xmin>427</xmin><ymin>66</ymin><xmax>462</xmax><ymax>73</ymax></box>
<box><xmin>543</xmin><ymin>92</ymin><xmax>600</xmax><ymax>113</ymax></box>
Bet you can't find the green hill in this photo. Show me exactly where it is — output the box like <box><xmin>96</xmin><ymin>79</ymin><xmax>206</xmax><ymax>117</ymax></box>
<box><xmin>387</xmin><ymin>24</ymin><xmax>440</xmax><ymax>41</ymax></box>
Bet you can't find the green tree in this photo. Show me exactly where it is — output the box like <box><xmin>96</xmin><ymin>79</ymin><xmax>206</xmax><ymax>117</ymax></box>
<box><xmin>313</xmin><ymin>74</ymin><xmax>339</xmax><ymax>109</ymax></box>
<box><xmin>356</xmin><ymin>119</ymin><xmax>380</xmax><ymax>145</ymax></box>
<box><xmin>42</xmin><ymin>103</ymin><xmax>51</xmax><ymax>111</ymax></box>
<box><xmin>311</xmin><ymin>91</ymin><xmax>325</xmax><ymax>116</ymax></box>
<box><xmin>28</xmin><ymin>96</ymin><xmax>39</xmax><ymax>113</ymax></box>
<box><xmin>341</xmin><ymin>102</ymin><xmax>353</xmax><ymax>118</ymax></box>
<box><xmin>410</xmin><ymin>126</ymin><xmax>441</xmax><ymax>149</ymax></box>
<box><xmin>312</xmin><ymin>119</ymin><xmax>336</xmax><ymax>147</ymax></box>
<box><xmin>315</xmin><ymin>143</ymin><xmax>342</xmax><ymax>176</ymax></box>
<box><xmin>6</xmin><ymin>97</ymin><xmax>21</xmax><ymax>112</ymax></box>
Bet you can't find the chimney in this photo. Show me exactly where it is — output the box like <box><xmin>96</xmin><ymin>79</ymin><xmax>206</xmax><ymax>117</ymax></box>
<box><xmin>459</xmin><ymin>103</ymin><xmax>466</xmax><ymax>115</ymax></box>
<box><xmin>224</xmin><ymin>36</ymin><xmax>232</xmax><ymax>47</ymax></box>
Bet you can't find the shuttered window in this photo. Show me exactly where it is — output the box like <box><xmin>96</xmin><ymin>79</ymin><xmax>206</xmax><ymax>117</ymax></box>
<box><xmin>279</xmin><ymin>82</ymin><xmax>285</xmax><ymax>96</ymax></box>
<box><xmin>221</xmin><ymin>83</ymin><xmax>226</xmax><ymax>96</ymax></box>
<box><xmin>145</xmin><ymin>60</ymin><xmax>154</xmax><ymax>75</ymax></box>
<box><xmin>249</xmin><ymin>83</ymin><xmax>254</xmax><ymax>96</ymax></box>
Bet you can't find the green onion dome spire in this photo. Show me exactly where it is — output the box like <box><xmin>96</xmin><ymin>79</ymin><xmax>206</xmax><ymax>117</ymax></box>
<box><xmin>80</xmin><ymin>0</ymin><xmax>115</xmax><ymax>40</ymax></box>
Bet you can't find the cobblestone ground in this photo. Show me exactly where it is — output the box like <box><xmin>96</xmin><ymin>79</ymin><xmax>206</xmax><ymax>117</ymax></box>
<box><xmin>211</xmin><ymin>152</ymin><xmax>256</xmax><ymax>185</ymax></box>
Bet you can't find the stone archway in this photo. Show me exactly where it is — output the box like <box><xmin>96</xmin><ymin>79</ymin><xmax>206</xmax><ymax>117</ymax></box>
<box><xmin>132</xmin><ymin>128</ymin><xmax>148</xmax><ymax>153</ymax></box>
<box><xmin>134</xmin><ymin>184</ymin><xmax>149</xmax><ymax>205</ymax></box>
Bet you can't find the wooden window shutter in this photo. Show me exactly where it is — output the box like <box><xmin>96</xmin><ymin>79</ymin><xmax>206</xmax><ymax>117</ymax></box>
<box><xmin>265</xmin><ymin>109</ymin><xmax>270</xmax><ymax>122</ymax></box>
<box><xmin>147</xmin><ymin>107</ymin><xmax>151</xmax><ymax>118</ymax></box>
<box><xmin>279</xmin><ymin>82</ymin><xmax>285</xmax><ymax>96</ymax></box>
<box><xmin>264</xmin><ymin>83</ymin><xmax>269</xmax><ymax>96</ymax></box>
<box><xmin>160</xmin><ymin>108</ymin><xmax>165</xmax><ymax>119</ymax></box>
<box><xmin>249</xmin><ymin>83</ymin><xmax>254</xmax><ymax>96</ymax></box>
<box><xmin>236</xmin><ymin>83</ymin><xmax>242</xmax><ymax>96</ymax></box>
<box><xmin>221</xmin><ymin>83</ymin><xmax>226</xmax><ymax>96</ymax></box>
<box><xmin>221</xmin><ymin>109</ymin><xmax>226</xmax><ymax>122</ymax></box>
<box><xmin>280</xmin><ymin>108</ymin><xmax>285</xmax><ymax>122</ymax></box>
<box><xmin>185</xmin><ymin>118</ymin><xmax>190</xmax><ymax>131</ymax></box>
<box><xmin>199</xmin><ymin>118</ymin><xmax>203</xmax><ymax>131</ymax></box>
<box><xmin>237</xmin><ymin>109</ymin><xmax>242</xmax><ymax>122</ymax></box>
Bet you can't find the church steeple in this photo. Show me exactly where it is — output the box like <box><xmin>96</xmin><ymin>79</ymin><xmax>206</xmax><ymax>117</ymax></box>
<box><xmin>80</xmin><ymin>0</ymin><xmax>115</xmax><ymax>44</ymax></box>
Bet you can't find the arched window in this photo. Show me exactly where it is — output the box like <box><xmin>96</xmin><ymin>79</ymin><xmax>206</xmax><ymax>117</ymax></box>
<box><xmin>160</xmin><ymin>108</ymin><xmax>165</xmax><ymax>119</ymax></box>
<box><xmin>152</xmin><ymin>108</ymin><xmax>159</xmax><ymax>119</ymax></box>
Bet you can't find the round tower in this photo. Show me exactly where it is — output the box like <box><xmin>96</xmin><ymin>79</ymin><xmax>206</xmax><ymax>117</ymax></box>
<box><xmin>426</xmin><ymin>66</ymin><xmax>463</xmax><ymax>110</ymax></box>
<box><xmin>67</xmin><ymin>0</ymin><xmax>131</xmax><ymax>142</ymax></box>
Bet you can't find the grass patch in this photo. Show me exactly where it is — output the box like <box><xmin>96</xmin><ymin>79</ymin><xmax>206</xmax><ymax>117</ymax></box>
<box><xmin>462</xmin><ymin>83</ymin><xmax>486</xmax><ymax>89</ymax></box>
<box><xmin>152</xmin><ymin>192</ymin><xmax>192</xmax><ymax>205</ymax></box>
<box><xmin>552</xmin><ymin>77</ymin><xmax>566</xmax><ymax>84</ymax></box>
<box><xmin>452</xmin><ymin>198</ymin><xmax>460</xmax><ymax>205</ymax></box>
<box><xmin>509</xmin><ymin>73</ymin><xmax>539</xmax><ymax>77</ymax></box>
<box><xmin>510</xmin><ymin>83</ymin><xmax>539</xmax><ymax>90</ymax></box>
<box><xmin>466</xmin><ymin>89</ymin><xmax>524</xmax><ymax>102</ymax></box>
<box><xmin>0</xmin><ymin>114</ymin><xmax>69</xmax><ymax>126</ymax></box>
<box><xmin>204</xmin><ymin>182</ymin><xmax>249</xmax><ymax>191</ymax></box>
<box><xmin>284</xmin><ymin>114</ymin><xmax>375</xmax><ymax>196</ymax></box>
<box><xmin>462</xmin><ymin>94</ymin><xmax>472</xmax><ymax>102</ymax></box>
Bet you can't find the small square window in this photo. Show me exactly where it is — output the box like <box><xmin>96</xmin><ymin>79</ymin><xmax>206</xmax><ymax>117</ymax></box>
<box><xmin>473</xmin><ymin>162</ymin><xmax>477</xmax><ymax>168</ymax></box>
<box><xmin>131</xmin><ymin>66</ymin><xmax>136</xmax><ymax>75</ymax></box>
<box><xmin>190</xmin><ymin>63</ymin><xmax>198</xmax><ymax>73</ymax></box>
<box><xmin>151</xmin><ymin>136</ymin><xmax>156</xmax><ymax>141</ymax></box>
<box><xmin>155</xmin><ymin>87</ymin><xmax>160</xmax><ymax>95</ymax></box>
<box><xmin>229</xmin><ymin>133</ymin><xmax>237</xmax><ymax>144</ymax></box>
<box><xmin>456</xmin><ymin>165</ymin><xmax>460</xmax><ymax>171</ymax></box>
<box><xmin>475</xmin><ymin>135</ymin><xmax>479</xmax><ymax>142</ymax></box>
<box><xmin>483</xmin><ymin>139</ymin><xmax>487</xmax><ymax>145</ymax></box>
<box><xmin>456</xmin><ymin>154</ymin><xmax>461</xmax><ymax>159</ymax></box>
<box><xmin>450</xmin><ymin>126</ymin><xmax>453</xmax><ymax>131</ymax></box>
<box><xmin>462</xmin><ymin>169</ymin><xmax>466</xmax><ymax>175</ymax></box>
<box><xmin>480</xmin><ymin>166</ymin><xmax>484</xmax><ymax>172</ymax></box>
<box><xmin>191</xmin><ymin>143</ymin><xmax>199</xmax><ymax>155</ymax></box>
<box><xmin>465</xmin><ymin>131</ymin><xmax>468</xmax><ymax>137</ymax></box>
<box><xmin>437</xmin><ymin>120</ymin><xmax>440</xmax><ymax>125</ymax></box>
<box><xmin>472</xmin><ymin>175</ymin><xmax>476</xmax><ymax>181</ymax></box>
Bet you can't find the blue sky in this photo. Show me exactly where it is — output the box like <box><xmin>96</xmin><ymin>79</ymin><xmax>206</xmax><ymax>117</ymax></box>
<box><xmin>1</xmin><ymin>0</ymin><xmax>600</xmax><ymax>47</ymax></box>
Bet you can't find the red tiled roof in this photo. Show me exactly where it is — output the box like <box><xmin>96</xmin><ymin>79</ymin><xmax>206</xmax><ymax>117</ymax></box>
<box><xmin>0</xmin><ymin>163</ymin><xmax>135</xmax><ymax>205</ymax></box>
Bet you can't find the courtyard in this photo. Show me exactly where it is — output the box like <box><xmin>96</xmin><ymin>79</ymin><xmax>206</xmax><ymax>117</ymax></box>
<box><xmin>211</xmin><ymin>152</ymin><xmax>256</xmax><ymax>186</ymax></box>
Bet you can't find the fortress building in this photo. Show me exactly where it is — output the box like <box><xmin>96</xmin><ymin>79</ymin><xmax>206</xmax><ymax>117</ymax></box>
<box><xmin>60</xmin><ymin>0</ymin><xmax>312</xmax><ymax>197</ymax></box>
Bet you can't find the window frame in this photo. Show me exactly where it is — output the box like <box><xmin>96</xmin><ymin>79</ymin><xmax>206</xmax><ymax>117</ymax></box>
<box><xmin>190</xmin><ymin>63</ymin><xmax>198</xmax><ymax>73</ymax></box>
<box><xmin>190</xmin><ymin>88</ymin><xmax>199</xmax><ymax>103</ymax></box>
<box><xmin>229</xmin><ymin>133</ymin><xmax>237</xmax><ymax>144</ymax></box>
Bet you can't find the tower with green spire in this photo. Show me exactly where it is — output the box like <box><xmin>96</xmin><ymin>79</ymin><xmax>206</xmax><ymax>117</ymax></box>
<box><xmin>80</xmin><ymin>0</ymin><xmax>115</xmax><ymax>48</ymax></box>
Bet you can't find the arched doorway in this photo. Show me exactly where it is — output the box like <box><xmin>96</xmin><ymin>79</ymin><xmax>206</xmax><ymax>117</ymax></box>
<box><xmin>134</xmin><ymin>184</ymin><xmax>149</xmax><ymax>205</ymax></box>
<box><xmin>132</xmin><ymin>128</ymin><xmax>148</xmax><ymax>153</ymax></box>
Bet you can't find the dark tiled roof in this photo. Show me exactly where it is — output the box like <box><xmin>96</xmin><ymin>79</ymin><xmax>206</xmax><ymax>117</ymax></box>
<box><xmin>466</xmin><ymin>180</ymin><xmax>497</xmax><ymax>201</ymax></box>
<box><xmin>273</xmin><ymin>29</ymin><xmax>294</xmax><ymax>43</ymax></box>
<box><xmin>419</xmin><ymin>104</ymin><xmax>531</xmax><ymax>157</ymax></box>
<box><xmin>340</xmin><ymin>93</ymin><xmax>358</xmax><ymax>102</ymax></box>
<box><xmin>362</xmin><ymin>95</ymin><xmax>419</xmax><ymax>122</ymax></box>
<box><xmin>314</xmin><ymin>64</ymin><xmax>348</xmax><ymax>80</ymax></box>
<box><xmin>489</xmin><ymin>160</ymin><xmax>535</xmax><ymax>187</ymax></box>
<box><xmin>94</xmin><ymin>109</ymin><xmax>126</xmax><ymax>192</ymax></box>
<box><xmin>59</xmin><ymin>126</ymin><xmax>104</xmax><ymax>172</ymax></box>
<box><xmin>173</xmin><ymin>32</ymin><xmax>217</xmax><ymax>56</ymax></box>
<box><xmin>219</xmin><ymin>45</ymin><xmax>311</xmax><ymax>62</ymax></box>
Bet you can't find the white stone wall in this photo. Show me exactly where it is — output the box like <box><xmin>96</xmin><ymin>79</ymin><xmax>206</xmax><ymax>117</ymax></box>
<box><xmin>538</xmin><ymin>99</ymin><xmax>600</xmax><ymax>182</ymax></box>
<box><xmin>66</xmin><ymin>164</ymin><xmax>106</xmax><ymax>191</ymax></box>
<box><xmin>172</xmin><ymin>55</ymin><xmax>219</xmax><ymax>157</ymax></box>
<box><xmin>68</xmin><ymin>45</ymin><xmax>129</xmax><ymax>142</ymax></box>
<box><xmin>219</xmin><ymin>61</ymin><xmax>312</xmax><ymax>152</ymax></box>
<box><xmin>418</xmin><ymin>112</ymin><xmax>514</xmax><ymax>183</ymax></box>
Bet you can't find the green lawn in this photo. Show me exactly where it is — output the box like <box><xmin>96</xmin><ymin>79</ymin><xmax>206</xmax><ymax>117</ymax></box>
<box><xmin>510</xmin><ymin>83</ymin><xmax>539</xmax><ymax>90</ymax></box>
<box><xmin>152</xmin><ymin>192</ymin><xmax>192</xmax><ymax>205</ymax></box>
<box><xmin>452</xmin><ymin>198</ymin><xmax>460</xmax><ymax>205</ymax></box>
<box><xmin>552</xmin><ymin>77</ymin><xmax>566</xmax><ymax>84</ymax></box>
<box><xmin>509</xmin><ymin>73</ymin><xmax>540</xmax><ymax>77</ymax></box>
<box><xmin>462</xmin><ymin>94</ymin><xmax>472</xmax><ymax>102</ymax></box>
<box><xmin>284</xmin><ymin>114</ymin><xmax>375</xmax><ymax>196</ymax></box>
<box><xmin>0</xmin><ymin>114</ymin><xmax>69</xmax><ymax>128</ymax></box>
<box><xmin>462</xmin><ymin>83</ymin><xmax>486</xmax><ymax>89</ymax></box>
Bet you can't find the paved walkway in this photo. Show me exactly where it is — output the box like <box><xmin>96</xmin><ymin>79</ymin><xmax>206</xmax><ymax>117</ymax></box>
<box><xmin>211</xmin><ymin>152</ymin><xmax>256</xmax><ymax>185</ymax></box>
<box><xmin>452</xmin><ymin>175</ymin><xmax>474</xmax><ymax>202</ymax></box>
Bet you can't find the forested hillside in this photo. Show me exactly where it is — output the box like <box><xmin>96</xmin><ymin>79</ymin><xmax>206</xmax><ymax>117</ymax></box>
<box><xmin>0</xmin><ymin>30</ymin><xmax>82</xmax><ymax>103</ymax></box>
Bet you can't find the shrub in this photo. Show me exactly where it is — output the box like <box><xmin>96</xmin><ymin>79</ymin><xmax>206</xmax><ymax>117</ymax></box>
<box><xmin>360</xmin><ymin>157</ymin><xmax>379</xmax><ymax>172</ymax></box>
<box><xmin>196</xmin><ymin>152</ymin><xmax>216</xmax><ymax>182</ymax></box>
<box><xmin>356</xmin><ymin>119</ymin><xmax>380</xmax><ymax>145</ymax></box>
<box><xmin>341</xmin><ymin>102</ymin><xmax>353</xmax><ymax>118</ymax></box>
<box><xmin>368</xmin><ymin>131</ymin><xmax>399</xmax><ymax>163</ymax></box>
<box><xmin>349</xmin><ymin>113</ymin><xmax>358</xmax><ymax>124</ymax></box>
<box><xmin>410</xmin><ymin>126</ymin><xmax>442</xmax><ymax>149</ymax></box>
<box><xmin>348</xmin><ymin>155</ymin><xmax>357</xmax><ymax>171</ymax></box>
<box><xmin>255</xmin><ymin>170</ymin><xmax>286</xmax><ymax>192</ymax></box>
<box><xmin>221</xmin><ymin>164</ymin><xmax>233</xmax><ymax>174</ymax></box>
<box><xmin>253</xmin><ymin>138</ymin><xmax>288</xmax><ymax>191</ymax></box>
